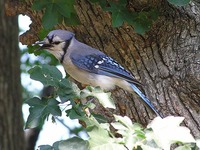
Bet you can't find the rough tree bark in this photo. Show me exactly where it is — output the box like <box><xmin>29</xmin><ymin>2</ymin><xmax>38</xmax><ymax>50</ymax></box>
<box><xmin>5</xmin><ymin>0</ymin><xmax>200</xmax><ymax>139</ymax></box>
<box><xmin>0</xmin><ymin>0</ymin><xmax>24</xmax><ymax>149</ymax></box>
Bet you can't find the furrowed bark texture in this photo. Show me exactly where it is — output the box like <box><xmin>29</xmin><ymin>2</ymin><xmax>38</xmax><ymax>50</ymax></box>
<box><xmin>5</xmin><ymin>0</ymin><xmax>200</xmax><ymax>137</ymax></box>
<box><xmin>0</xmin><ymin>0</ymin><xmax>24</xmax><ymax>149</ymax></box>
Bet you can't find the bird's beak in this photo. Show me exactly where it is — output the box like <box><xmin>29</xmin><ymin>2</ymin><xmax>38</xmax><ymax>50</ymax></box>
<box><xmin>33</xmin><ymin>40</ymin><xmax>52</xmax><ymax>51</ymax></box>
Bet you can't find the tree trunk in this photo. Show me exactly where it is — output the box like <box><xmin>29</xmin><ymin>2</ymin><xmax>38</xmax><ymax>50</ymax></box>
<box><xmin>66</xmin><ymin>0</ymin><xmax>200</xmax><ymax>137</ymax></box>
<box><xmin>6</xmin><ymin>0</ymin><xmax>200</xmax><ymax>138</ymax></box>
<box><xmin>0</xmin><ymin>0</ymin><xmax>24</xmax><ymax>149</ymax></box>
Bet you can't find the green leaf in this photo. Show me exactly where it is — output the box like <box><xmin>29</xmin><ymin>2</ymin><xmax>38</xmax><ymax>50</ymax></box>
<box><xmin>27</xmin><ymin>44</ymin><xmax>49</xmax><ymax>56</ymax></box>
<box><xmin>124</xmin><ymin>9</ymin><xmax>158</xmax><ymax>34</ymax></box>
<box><xmin>102</xmin><ymin>0</ymin><xmax>159</xmax><ymax>34</ymax></box>
<box><xmin>89</xmin><ymin>0</ymin><xmax>107</xmax><ymax>9</ymax></box>
<box><xmin>27</xmin><ymin>45</ymin><xmax>36</xmax><ymax>54</ymax></box>
<box><xmin>80</xmin><ymin>86</ymin><xmax>115</xmax><ymax>109</ymax></box>
<box><xmin>42</xmin><ymin>4</ymin><xmax>59</xmax><ymax>29</ymax></box>
<box><xmin>64</xmin><ymin>13</ymin><xmax>80</xmax><ymax>26</ymax></box>
<box><xmin>25</xmin><ymin>105</ymin><xmax>46</xmax><ymax>129</ymax></box>
<box><xmin>87</xmin><ymin>125</ymin><xmax>110</xmax><ymax>146</ymax></box>
<box><xmin>46</xmin><ymin>98</ymin><xmax>61</xmax><ymax>116</ymax></box>
<box><xmin>174</xmin><ymin>145</ymin><xmax>192</xmax><ymax>150</ymax></box>
<box><xmin>167</xmin><ymin>0</ymin><xmax>190</xmax><ymax>6</ymax></box>
<box><xmin>52</xmin><ymin>141</ymin><xmax>60</xmax><ymax>150</ymax></box>
<box><xmin>111</xmin><ymin>115</ymin><xmax>145</xmax><ymax>150</ymax></box>
<box><xmin>132</xmin><ymin>12</ymin><xmax>152</xmax><ymax>34</ymax></box>
<box><xmin>66</xmin><ymin>106</ymin><xmax>85</xmax><ymax>120</ymax></box>
<box><xmin>57</xmin><ymin>137</ymin><xmax>89</xmax><ymax>150</ymax></box>
<box><xmin>114</xmin><ymin>115</ymin><xmax>133</xmax><ymax>127</ymax></box>
<box><xmin>56</xmin><ymin>78</ymin><xmax>80</xmax><ymax>103</ymax></box>
<box><xmin>25</xmin><ymin>97</ymin><xmax>46</xmax><ymax>107</ymax></box>
<box><xmin>28</xmin><ymin>65</ymin><xmax>62</xmax><ymax>86</ymax></box>
<box><xmin>39</xmin><ymin>137</ymin><xmax>89</xmax><ymax>150</ymax></box>
<box><xmin>92</xmin><ymin>113</ymin><xmax>107</xmax><ymax>124</ymax></box>
<box><xmin>38</xmin><ymin>29</ymin><xmax>52</xmax><ymax>39</ymax></box>
<box><xmin>55</xmin><ymin>0</ymin><xmax>76</xmax><ymax>18</ymax></box>
<box><xmin>28</xmin><ymin>65</ymin><xmax>80</xmax><ymax>103</ymax></box>
<box><xmin>38</xmin><ymin>145</ymin><xmax>53</xmax><ymax>150</ymax></box>
<box><xmin>147</xmin><ymin>116</ymin><xmax>196</xmax><ymax>150</ymax></box>
<box><xmin>105</xmin><ymin>0</ymin><xmax>128</xmax><ymax>27</ymax></box>
<box><xmin>57</xmin><ymin>78</ymin><xmax>80</xmax><ymax>102</ymax></box>
<box><xmin>28</xmin><ymin>66</ymin><xmax>46</xmax><ymax>84</ymax></box>
<box><xmin>25</xmin><ymin>97</ymin><xmax>61</xmax><ymax>129</ymax></box>
<box><xmin>111</xmin><ymin>11</ymin><xmax>124</xmax><ymax>27</ymax></box>
<box><xmin>85</xmin><ymin>116</ymin><xmax>126</xmax><ymax>150</ymax></box>
<box><xmin>32</xmin><ymin>0</ymin><xmax>50</xmax><ymax>10</ymax></box>
<box><xmin>32</xmin><ymin>0</ymin><xmax>80</xmax><ymax>28</ymax></box>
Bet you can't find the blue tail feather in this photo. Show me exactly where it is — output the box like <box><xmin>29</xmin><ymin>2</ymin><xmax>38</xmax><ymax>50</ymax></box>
<box><xmin>130</xmin><ymin>83</ymin><xmax>163</xmax><ymax>118</ymax></box>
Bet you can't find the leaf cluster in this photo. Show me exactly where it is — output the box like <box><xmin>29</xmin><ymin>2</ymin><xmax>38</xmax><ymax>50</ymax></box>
<box><xmin>32</xmin><ymin>0</ymin><xmax>80</xmax><ymax>29</ymax></box>
<box><xmin>89</xmin><ymin>0</ymin><xmax>159</xmax><ymax>34</ymax></box>
<box><xmin>38</xmin><ymin>137</ymin><xmax>89</xmax><ymax>150</ymax></box>
<box><xmin>25</xmin><ymin>64</ymin><xmax>113</xmax><ymax>128</ymax></box>
<box><xmin>25</xmin><ymin>65</ymin><xmax>199</xmax><ymax>150</ymax></box>
<box><xmin>31</xmin><ymin>0</ymin><xmax>190</xmax><ymax>34</ymax></box>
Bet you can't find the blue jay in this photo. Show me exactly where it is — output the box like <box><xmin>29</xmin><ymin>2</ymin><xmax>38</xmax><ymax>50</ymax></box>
<box><xmin>35</xmin><ymin>29</ymin><xmax>162</xmax><ymax>117</ymax></box>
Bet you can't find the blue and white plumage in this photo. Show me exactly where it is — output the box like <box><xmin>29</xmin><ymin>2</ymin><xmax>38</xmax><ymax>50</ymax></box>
<box><xmin>35</xmin><ymin>29</ymin><xmax>162</xmax><ymax>117</ymax></box>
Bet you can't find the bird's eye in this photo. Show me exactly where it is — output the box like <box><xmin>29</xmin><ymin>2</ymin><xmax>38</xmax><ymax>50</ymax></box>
<box><xmin>52</xmin><ymin>41</ymin><xmax>60</xmax><ymax>45</ymax></box>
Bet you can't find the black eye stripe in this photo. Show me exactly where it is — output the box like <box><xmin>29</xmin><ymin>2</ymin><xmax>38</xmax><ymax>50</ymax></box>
<box><xmin>46</xmin><ymin>35</ymin><xmax>61</xmax><ymax>45</ymax></box>
<box><xmin>47</xmin><ymin>35</ymin><xmax>53</xmax><ymax>43</ymax></box>
<box><xmin>52</xmin><ymin>41</ymin><xmax>61</xmax><ymax>45</ymax></box>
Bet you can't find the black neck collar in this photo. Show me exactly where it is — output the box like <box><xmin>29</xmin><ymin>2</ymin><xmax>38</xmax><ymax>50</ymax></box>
<box><xmin>60</xmin><ymin>37</ymin><xmax>73</xmax><ymax>63</ymax></box>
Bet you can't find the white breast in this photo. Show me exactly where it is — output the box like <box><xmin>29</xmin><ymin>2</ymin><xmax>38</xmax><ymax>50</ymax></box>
<box><xmin>62</xmin><ymin>56</ymin><xmax>116</xmax><ymax>90</ymax></box>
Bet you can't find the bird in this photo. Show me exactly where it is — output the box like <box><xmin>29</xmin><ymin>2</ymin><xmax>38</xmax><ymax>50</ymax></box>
<box><xmin>34</xmin><ymin>29</ymin><xmax>162</xmax><ymax>118</ymax></box>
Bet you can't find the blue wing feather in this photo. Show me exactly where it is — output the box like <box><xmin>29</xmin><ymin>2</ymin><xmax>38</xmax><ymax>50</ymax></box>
<box><xmin>71</xmin><ymin>54</ymin><xmax>142</xmax><ymax>86</ymax></box>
